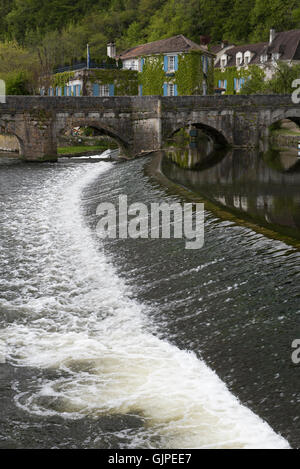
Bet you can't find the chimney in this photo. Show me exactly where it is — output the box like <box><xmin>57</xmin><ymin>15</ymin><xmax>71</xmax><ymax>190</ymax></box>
<box><xmin>269</xmin><ymin>29</ymin><xmax>276</xmax><ymax>44</ymax></box>
<box><xmin>221</xmin><ymin>40</ymin><xmax>228</xmax><ymax>49</ymax></box>
<box><xmin>107</xmin><ymin>42</ymin><xmax>116</xmax><ymax>58</ymax></box>
<box><xmin>199</xmin><ymin>35</ymin><xmax>210</xmax><ymax>47</ymax></box>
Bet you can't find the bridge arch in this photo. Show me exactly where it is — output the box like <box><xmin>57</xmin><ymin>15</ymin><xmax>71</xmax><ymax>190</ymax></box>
<box><xmin>56</xmin><ymin>118</ymin><xmax>131</xmax><ymax>156</ymax></box>
<box><xmin>165</xmin><ymin>121</ymin><xmax>229</xmax><ymax>147</ymax></box>
<box><xmin>0</xmin><ymin>120</ymin><xmax>25</xmax><ymax>156</ymax></box>
<box><xmin>269</xmin><ymin>108</ymin><xmax>300</xmax><ymax>128</ymax></box>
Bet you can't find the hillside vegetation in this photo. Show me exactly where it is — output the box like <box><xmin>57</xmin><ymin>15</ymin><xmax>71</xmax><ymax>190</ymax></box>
<box><xmin>0</xmin><ymin>0</ymin><xmax>299</xmax><ymax>93</ymax></box>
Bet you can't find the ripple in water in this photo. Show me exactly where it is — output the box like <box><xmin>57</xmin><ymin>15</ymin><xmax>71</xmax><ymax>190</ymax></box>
<box><xmin>0</xmin><ymin>159</ymin><xmax>289</xmax><ymax>448</ymax></box>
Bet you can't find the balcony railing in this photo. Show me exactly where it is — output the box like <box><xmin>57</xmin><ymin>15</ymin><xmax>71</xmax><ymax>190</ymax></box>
<box><xmin>54</xmin><ymin>61</ymin><xmax>118</xmax><ymax>74</ymax></box>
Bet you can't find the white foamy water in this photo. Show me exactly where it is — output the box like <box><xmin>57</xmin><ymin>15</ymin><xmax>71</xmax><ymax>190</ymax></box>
<box><xmin>0</xmin><ymin>160</ymin><xmax>290</xmax><ymax>449</ymax></box>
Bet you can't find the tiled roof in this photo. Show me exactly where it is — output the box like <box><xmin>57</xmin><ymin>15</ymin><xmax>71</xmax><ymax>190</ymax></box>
<box><xmin>215</xmin><ymin>42</ymin><xmax>267</xmax><ymax>67</ymax></box>
<box><xmin>267</xmin><ymin>29</ymin><xmax>300</xmax><ymax>60</ymax></box>
<box><xmin>210</xmin><ymin>45</ymin><xmax>223</xmax><ymax>54</ymax></box>
<box><xmin>215</xmin><ymin>29</ymin><xmax>300</xmax><ymax>68</ymax></box>
<box><xmin>119</xmin><ymin>35</ymin><xmax>213</xmax><ymax>60</ymax></box>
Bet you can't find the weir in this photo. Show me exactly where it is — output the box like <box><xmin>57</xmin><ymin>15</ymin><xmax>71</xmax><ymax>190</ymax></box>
<box><xmin>0</xmin><ymin>95</ymin><xmax>298</xmax><ymax>161</ymax></box>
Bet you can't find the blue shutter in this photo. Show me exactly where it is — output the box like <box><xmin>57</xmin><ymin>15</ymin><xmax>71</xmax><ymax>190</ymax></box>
<box><xmin>174</xmin><ymin>55</ymin><xmax>178</xmax><ymax>71</ymax></box>
<box><xmin>234</xmin><ymin>78</ymin><xmax>237</xmax><ymax>90</ymax></box>
<box><xmin>109</xmin><ymin>84</ymin><xmax>114</xmax><ymax>96</ymax></box>
<box><xmin>93</xmin><ymin>83</ymin><xmax>99</xmax><ymax>96</ymax></box>
<box><xmin>78</xmin><ymin>84</ymin><xmax>81</xmax><ymax>96</ymax></box>
<box><xmin>139</xmin><ymin>84</ymin><xmax>143</xmax><ymax>96</ymax></box>
<box><xmin>224</xmin><ymin>80</ymin><xmax>227</xmax><ymax>89</ymax></box>
<box><xmin>163</xmin><ymin>83</ymin><xmax>168</xmax><ymax>96</ymax></box>
<box><xmin>64</xmin><ymin>86</ymin><xmax>67</xmax><ymax>96</ymax></box>
<box><xmin>218</xmin><ymin>80</ymin><xmax>221</xmax><ymax>87</ymax></box>
<box><xmin>174</xmin><ymin>84</ymin><xmax>178</xmax><ymax>96</ymax></box>
<box><xmin>164</xmin><ymin>55</ymin><xmax>168</xmax><ymax>72</ymax></box>
<box><xmin>141</xmin><ymin>58</ymin><xmax>144</xmax><ymax>72</ymax></box>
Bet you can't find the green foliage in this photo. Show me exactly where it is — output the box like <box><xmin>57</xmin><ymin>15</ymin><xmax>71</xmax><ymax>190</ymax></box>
<box><xmin>215</xmin><ymin>62</ymin><xmax>300</xmax><ymax>95</ymax></box>
<box><xmin>139</xmin><ymin>55</ymin><xmax>166</xmax><ymax>95</ymax></box>
<box><xmin>268</xmin><ymin>62</ymin><xmax>300</xmax><ymax>94</ymax></box>
<box><xmin>175</xmin><ymin>52</ymin><xmax>204</xmax><ymax>95</ymax></box>
<box><xmin>90</xmin><ymin>69</ymin><xmax>138</xmax><ymax>96</ymax></box>
<box><xmin>0</xmin><ymin>0</ymin><xmax>299</xmax><ymax>95</ymax></box>
<box><xmin>239</xmin><ymin>66</ymin><xmax>267</xmax><ymax>94</ymax></box>
<box><xmin>214</xmin><ymin>66</ymin><xmax>253</xmax><ymax>94</ymax></box>
<box><xmin>51</xmin><ymin>72</ymin><xmax>75</xmax><ymax>90</ymax></box>
<box><xmin>139</xmin><ymin>52</ymin><xmax>214</xmax><ymax>96</ymax></box>
<box><xmin>5</xmin><ymin>71</ymin><xmax>31</xmax><ymax>95</ymax></box>
<box><xmin>249</xmin><ymin>0</ymin><xmax>300</xmax><ymax>42</ymax></box>
<box><xmin>1</xmin><ymin>0</ymin><xmax>299</xmax><ymax>53</ymax></box>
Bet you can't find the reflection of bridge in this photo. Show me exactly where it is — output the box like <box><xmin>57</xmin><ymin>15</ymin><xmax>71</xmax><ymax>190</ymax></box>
<box><xmin>0</xmin><ymin>95</ymin><xmax>299</xmax><ymax>161</ymax></box>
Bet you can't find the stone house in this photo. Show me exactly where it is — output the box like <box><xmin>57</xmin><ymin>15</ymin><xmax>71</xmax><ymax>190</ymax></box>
<box><xmin>41</xmin><ymin>35</ymin><xmax>215</xmax><ymax>97</ymax></box>
<box><xmin>41</xmin><ymin>44</ymin><xmax>138</xmax><ymax>97</ymax></box>
<box><xmin>118</xmin><ymin>34</ymin><xmax>215</xmax><ymax>96</ymax></box>
<box><xmin>214</xmin><ymin>28</ymin><xmax>300</xmax><ymax>94</ymax></box>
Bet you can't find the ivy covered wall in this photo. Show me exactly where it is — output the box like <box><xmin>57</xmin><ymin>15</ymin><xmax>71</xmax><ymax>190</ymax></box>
<box><xmin>50</xmin><ymin>69</ymin><xmax>138</xmax><ymax>96</ymax></box>
<box><xmin>139</xmin><ymin>51</ymin><xmax>214</xmax><ymax>96</ymax></box>
<box><xmin>88</xmin><ymin>69</ymin><xmax>138</xmax><ymax>96</ymax></box>
<box><xmin>214</xmin><ymin>65</ymin><xmax>261</xmax><ymax>94</ymax></box>
<box><xmin>138</xmin><ymin>55</ymin><xmax>166</xmax><ymax>95</ymax></box>
<box><xmin>49</xmin><ymin>53</ymin><xmax>215</xmax><ymax>97</ymax></box>
<box><xmin>51</xmin><ymin>71</ymin><xmax>75</xmax><ymax>90</ymax></box>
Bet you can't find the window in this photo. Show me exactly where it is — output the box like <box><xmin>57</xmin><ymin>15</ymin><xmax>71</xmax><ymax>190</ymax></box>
<box><xmin>221</xmin><ymin>55</ymin><xmax>227</xmax><ymax>67</ymax></box>
<box><xmin>236</xmin><ymin>54</ymin><xmax>243</xmax><ymax>66</ymax></box>
<box><xmin>129</xmin><ymin>60</ymin><xmax>138</xmax><ymax>70</ymax></box>
<box><xmin>168</xmin><ymin>56</ymin><xmax>175</xmax><ymax>72</ymax></box>
<box><xmin>234</xmin><ymin>77</ymin><xmax>245</xmax><ymax>92</ymax></box>
<box><xmin>168</xmin><ymin>83</ymin><xmax>174</xmax><ymax>96</ymax></box>
<box><xmin>99</xmin><ymin>85</ymin><xmax>109</xmax><ymax>96</ymax></box>
<box><xmin>202</xmin><ymin>56</ymin><xmax>208</xmax><ymax>73</ymax></box>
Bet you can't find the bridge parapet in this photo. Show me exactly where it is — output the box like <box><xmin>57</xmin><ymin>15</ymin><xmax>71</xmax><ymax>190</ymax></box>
<box><xmin>0</xmin><ymin>95</ymin><xmax>298</xmax><ymax>161</ymax></box>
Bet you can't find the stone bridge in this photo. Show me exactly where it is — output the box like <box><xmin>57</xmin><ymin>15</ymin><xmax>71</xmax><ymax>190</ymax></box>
<box><xmin>0</xmin><ymin>95</ymin><xmax>299</xmax><ymax>161</ymax></box>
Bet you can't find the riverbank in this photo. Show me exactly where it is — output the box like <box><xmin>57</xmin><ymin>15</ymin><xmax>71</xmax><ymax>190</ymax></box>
<box><xmin>270</xmin><ymin>120</ymin><xmax>300</xmax><ymax>150</ymax></box>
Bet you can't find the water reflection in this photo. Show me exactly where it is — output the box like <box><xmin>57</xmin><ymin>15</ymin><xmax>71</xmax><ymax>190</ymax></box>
<box><xmin>165</xmin><ymin>126</ymin><xmax>226</xmax><ymax>169</ymax></box>
<box><xmin>161</xmin><ymin>147</ymin><xmax>300</xmax><ymax>240</ymax></box>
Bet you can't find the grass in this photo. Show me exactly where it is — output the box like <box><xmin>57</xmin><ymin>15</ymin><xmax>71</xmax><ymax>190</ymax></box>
<box><xmin>271</xmin><ymin>128</ymin><xmax>300</xmax><ymax>136</ymax></box>
<box><xmin>57</xmin><ymin>143</ymin><xmax>118</xmax><ymax>155</ymax></box>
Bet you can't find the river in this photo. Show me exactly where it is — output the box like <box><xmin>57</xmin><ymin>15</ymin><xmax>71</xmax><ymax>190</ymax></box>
<box><xmin>0</xmin><ymin>150</ymin><xmax>299</xmax><ymax>449</ymax></box>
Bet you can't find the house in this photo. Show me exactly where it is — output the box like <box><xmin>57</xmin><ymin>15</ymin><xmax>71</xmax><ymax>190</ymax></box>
<box><xmin>214</xmin><ymin>28</ymin><xmax>300</xmax><ymax>94</ymax></box>
<box><xmin>118</xmin><ymin>35</ymin><xmax>215</xmax><ymax>96</ymax></box>
<box><xmin>41</xmin><ymin>43</ymin><xmax>138</xmax><ymax>97</ymax></box>
<box><xmin>210</xmin><ymin>41</ymin><xmax>235</xmax><ymax>66</ymax></box>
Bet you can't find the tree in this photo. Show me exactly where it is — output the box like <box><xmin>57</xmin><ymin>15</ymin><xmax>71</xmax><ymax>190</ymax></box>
<box><xmin>269</xmin><ymin>62</ymin><xmax>300</xmax><ymax>94</ymax></box>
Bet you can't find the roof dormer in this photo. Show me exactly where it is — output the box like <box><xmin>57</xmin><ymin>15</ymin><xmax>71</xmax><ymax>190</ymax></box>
<box><xmin>244</xmin><ymin>50</ymin><xmax>253</xmax><ymax>65</ymax></box>
<box><xmin>220</xmin><ymin>54</ymin><xmax>228</xmax><ymax>68</ymax></box>
<box><xmin>236</xmin><ymin>52</ymin><xmax>243</xmax><ymax>66</ymax></box>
